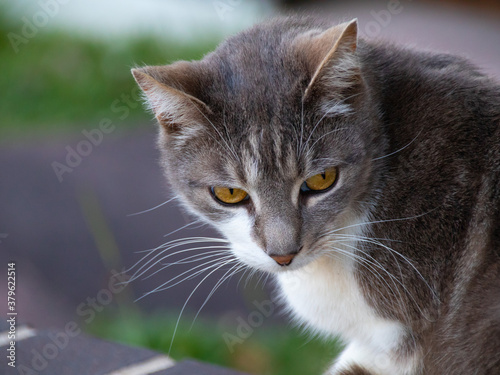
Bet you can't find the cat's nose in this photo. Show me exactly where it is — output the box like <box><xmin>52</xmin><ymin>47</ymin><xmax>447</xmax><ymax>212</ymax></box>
<box><xmin>269</xmin><ymin>253</ymin><xmax>296</xmax><ymax>266</ymax></box>
<box><xmin>269</xmin><ymin>247</ymin><xmax>301</xmax><ymax>266</ymax></box>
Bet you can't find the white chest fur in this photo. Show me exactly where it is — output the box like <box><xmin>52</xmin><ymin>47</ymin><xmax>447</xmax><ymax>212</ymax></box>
<box><xmin>277</xmin><ymin>249</ymin><xmax>417</xmax><ymax>374</ymax></box>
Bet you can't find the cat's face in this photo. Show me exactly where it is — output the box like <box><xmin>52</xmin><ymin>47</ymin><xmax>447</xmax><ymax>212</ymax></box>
<box><xmin>133</xmin><ymin>18</ymin><xmax>382</xmax><ymax>274</ymax></box>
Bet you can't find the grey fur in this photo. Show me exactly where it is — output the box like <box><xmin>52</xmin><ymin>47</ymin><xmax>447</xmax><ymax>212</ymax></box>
<box><xmin>133</xmin><ymin>15</ymin><xmax>500</xmax><ymax>375</ymax></box>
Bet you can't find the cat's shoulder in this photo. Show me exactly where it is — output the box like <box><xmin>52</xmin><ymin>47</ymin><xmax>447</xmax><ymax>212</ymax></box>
<box><xmin>361</xmin><ymin>40</ymin><xmax>489</xmax><ymax>82</ymax></box>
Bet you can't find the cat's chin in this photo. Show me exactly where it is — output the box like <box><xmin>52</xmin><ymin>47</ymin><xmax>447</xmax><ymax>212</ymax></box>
<box><xmin>254</xmin><ymin>261</ymin><xmax>312</xmax><ymax>275</ymax></box>
<box><xmin>259</xmin><ymin>260</ymin><xmax>308</xmax><ymax>274</ymax></box>
<box><xmin>269</xmin><ymin>254</ymin><xmax>321</xmax><ymax>274</ymax></box>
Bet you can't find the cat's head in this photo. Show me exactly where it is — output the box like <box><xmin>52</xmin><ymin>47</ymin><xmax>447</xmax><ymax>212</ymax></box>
<box><xmin>133</xmin><ymin>17</ymin><xmax>382</xmax><ymax>274</ymax></box>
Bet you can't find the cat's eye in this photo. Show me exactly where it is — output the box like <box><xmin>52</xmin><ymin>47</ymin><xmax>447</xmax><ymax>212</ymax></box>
<box><xmin>211</xmin><ymin>187</ymin><xmax>249</xmax><ymax>205</ymax></box>
<box><xmin>301</xmin><ymin>167</ymin><xmax>338</xmax><ymax>193</ymax></box>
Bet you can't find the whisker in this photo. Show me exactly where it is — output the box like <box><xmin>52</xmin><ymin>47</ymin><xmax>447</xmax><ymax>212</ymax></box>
<box><xmin>330</xmin><ymin>248</ymin><xmax>414</xmax><ymax>328</ymax></box>
<box><xmin>331</xmin><ymin>233</ymin><xmax>405</xmax><ymax>244</ymax></box>
<box><xmin>159</xmin><ymin>250</ymin><xmax>229</xmax><ymax>266</ymax></box>
<box><xmin>255</xmin><ymin>270</ymin><xmax>268</xmax><ymax>289</ymax></box>
<box><xmin>326</xmin><ymin>244</ymin><xmax>412</xmax><ymax>324</ymax></box>
<box><xmin>191</xmin><ymin>262</ymin><xmax>245</xmax><ymax>328</ymax></box>
<box><xmin>245</xmin><ymin>267</ymin><xmax>262</xmax><ymax>289</ymax></box>
<box><xmin>168</xmin><ymin>258</ymin><xmax>237</xmax><ymax>354</ymax></box>
<box><xmin>320</xmin><ymin>209</ymin><xmax>439</xmax><ymax>238</ymax></box>
<box><xmin>304</xmin><ymin>127</ymin><xmax>348</xmax><ymax>159</ymax></box>
<box><xmin>142</xmin><ymin>248</ymin><xmax>231</xmax><ymax>281</ymax></box>
<box><xmin>134</xmin><ymin>248</ymin><xmax>157</xmax><ymax>255</ymax></box>
<box><xmin>222</xmin><ymin>104</ymin><xmax>242</xmax><ymax>163</ymax></box>
<box><xmin>130</xmin><ymin>237</ymin><xmax>220</xmax><ymax>267</ymax></box>
<box><xmin>126</xmin><ymin>237</ymin><xmax>229</xmax><ymax>282</ymax></box>
<box><xmin>309</xmin><ymin>157</ymin><xmax>345</xmax><ymax>165</ymax></box>
<box><xmin>298</xmin><ymin>94</ymin><xmax>305</xmax><ymax>158</ymax></box>
<box><xmin>372</xmin><ymin>128</ymin><xmax>423</xmax><ymax>161</ymax></box>
<box><xmin>237</xmin><ymin>267</ymin><xmax>251</xmax><ymax>289</ymax></box>
<box><xmin>193</xmin><ymin>104</ymin><xmax>241</xmax><ymax>163</ymax></box>
<box><xmin>335</xmin><ymin>234</ymin><xmax>405</xmax><ymax>282</ymax></box>
<box><xmin>326</xmin><ymin>243</ymin><xmax>402</xmax><ymax>302</ymax></box>
<box><xmin>163</xmin><ymin>220</ymin><xmax>203</xmax><ymax>238</ymax></box>
<box><xmin>154</xmin><ymin>257</ymin><xmax>235</xmax><ymax>294</ymax></box>
<box><xmin>299</xmin><ymin>92</ymin><xmax>360</xmax><ymax>157</ymax></box>
<box><xmin>322</xmin><ymin>230</ymin><xmax>404</xmax><ymax>248</ymax></box>
<box><xmin>136</xmin><ymin>245</ymin><xmax>231</xmax><ymax>282</ymax></box>
<box><xmin>333</xmin><ymin>234</ymin><xmax>437</xmax><ymax>299</ymax></box>
<box><xmin>329</xmin><ymin>239</ymin><xmax>432</xmax><ymax>320</ymax></box>
<box><xmin>127</xmin><ymin>196</ymin><xmax>178</xmax><ymax>217</ymax></box>
<box><xmin>137</xmin><ymin>256</ymin><xmax>235</xmax><ymax>300</ymax></box>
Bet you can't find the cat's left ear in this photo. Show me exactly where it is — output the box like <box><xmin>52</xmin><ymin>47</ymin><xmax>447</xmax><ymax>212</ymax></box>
<box><xmin>295</xmin><ymin>19</ymin><xmax>361</xmax><ymax>111</ymax></box>
<box><xmin>131</xmin><ymin>62</ymin><xmax>211</xmax><ymax>134</ymax></box>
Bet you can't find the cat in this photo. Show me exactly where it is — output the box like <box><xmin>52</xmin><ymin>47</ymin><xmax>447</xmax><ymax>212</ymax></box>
<box><xmin>131</xmin><ymin>16</ymin><xmax>500</xmax><ymax>375</ymax></box>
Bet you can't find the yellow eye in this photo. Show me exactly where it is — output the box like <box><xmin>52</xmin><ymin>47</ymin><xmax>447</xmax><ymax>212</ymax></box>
<box><xmin>303</xmin><ymin>167</ymin><xmax>337</xmax><ymax>192</ymax></box>
<box><xmin>212</xmin><ymin>187</ymin><xmax>249</xmax><ymax>204</ymax></box>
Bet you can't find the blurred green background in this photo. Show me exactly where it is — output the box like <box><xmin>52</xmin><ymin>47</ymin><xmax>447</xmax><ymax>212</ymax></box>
<box><xmin>0</xmin><ymin>5</ymin><xmax>217</xmax><ymax>137</ymax></box>
<box><xmin>88</xmin><ymin>311</ymin><xmax>341</xmax><ymax>375</ymax></box>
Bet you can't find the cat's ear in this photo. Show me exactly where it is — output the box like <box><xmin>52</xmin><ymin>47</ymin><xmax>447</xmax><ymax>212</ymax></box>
<box><xmin>131</xmin><ymin>63</ymin><xmax>210</xmax><ymax>133</ymax></box>
<box><xmin>295</xmin><ymin>19</ymin><xmax>361</xmax><ymax>112</ymax></box>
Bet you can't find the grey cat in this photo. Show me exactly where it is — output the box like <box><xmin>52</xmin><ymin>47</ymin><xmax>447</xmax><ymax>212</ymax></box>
<box><xmin>131</xmin><ymin>16</ymin><xmax>500</xmax><ymax>375</ymax></box>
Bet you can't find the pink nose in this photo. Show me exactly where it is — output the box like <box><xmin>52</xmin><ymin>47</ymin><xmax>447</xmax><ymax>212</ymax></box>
<box><xmin>270</xmin><ymin>254</ymin><xmax>296</xmax><ymax>266</ymax></box>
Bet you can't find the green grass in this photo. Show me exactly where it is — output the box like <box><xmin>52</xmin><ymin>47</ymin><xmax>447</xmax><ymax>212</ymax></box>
<box><xmin>87</xmin><ymin>310</ymin><xmax>343</xmax><ymax>375</ymax></box>
<box><xmin>0</xmin><ymin>7</ymin><xmax>219</xmax><ymax>137</ymax></box>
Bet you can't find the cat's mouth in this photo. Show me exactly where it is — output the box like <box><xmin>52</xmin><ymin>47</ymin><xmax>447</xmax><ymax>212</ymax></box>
<box><xmin>256</xmin><ymin>245</ymin><xmax>330</xmax><ymax>274</ymax></box>
<box><xmin>268</xmin><ymin>246</ymin><xmax>303</xmax><ymax>267</ymax></box>
<box><xmin>230</xmin><ymin>233</ymin><xmax>342</xmax><ymax>274</ymax></box>
<box><xmin>265</xmin><ymin>238</ymin><xmax>343</xmax><ymax>274</ymax></box>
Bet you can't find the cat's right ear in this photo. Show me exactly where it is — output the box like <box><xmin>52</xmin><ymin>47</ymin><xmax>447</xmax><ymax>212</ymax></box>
<box><xmin>294</xmin><ymin>19</ymin><xmax>361</xmax><ymax>105</ymax></box>
<box><xmin>131</xmin><ymin>63</ymin><xmax>211</xmax><ymax>133</ymax></box>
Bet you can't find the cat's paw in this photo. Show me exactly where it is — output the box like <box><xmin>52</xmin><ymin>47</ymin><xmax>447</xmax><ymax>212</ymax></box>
<box><xmin>326</xmin><ymin>343</ymin><xmax>418</xmax><ymax>375</ymax></box>
<box><xmin>326</xmin><ymin>343</ymin><xmax>397</xmax><ymax>375</ymax></box>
